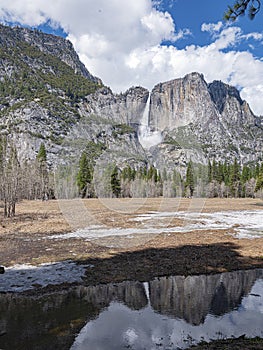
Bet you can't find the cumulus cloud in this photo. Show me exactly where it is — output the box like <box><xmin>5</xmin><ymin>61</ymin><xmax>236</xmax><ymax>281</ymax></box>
<box><xmin>201</xmin><ymin>21</ymin><xmax>223</xmax><ymax>34</ymax></box>
<box><xmin>0</xmin><ymin>1</ymin><xmax>263</xmax><ymax>114</ymax></box>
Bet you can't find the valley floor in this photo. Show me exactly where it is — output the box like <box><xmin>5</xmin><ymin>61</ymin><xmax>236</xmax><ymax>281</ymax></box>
<box><xmin>0</xmin><ymin>197</ymin><xmax>262</xmax><ymax>288</ymax></box>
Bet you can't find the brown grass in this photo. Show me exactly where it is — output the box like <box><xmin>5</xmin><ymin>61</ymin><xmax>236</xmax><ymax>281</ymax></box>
<box><xmin>0</xmin><ymin>198</ymin><xmax>262</xmax><ymax>280</ymax></box>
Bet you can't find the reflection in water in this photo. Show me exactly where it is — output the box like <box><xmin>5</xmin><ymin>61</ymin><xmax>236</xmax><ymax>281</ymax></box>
<box><xmin>149</xmin><ymin>269</ymin><xmax>260</xmax><ymax>325</ymax></box>
<box><xmin>0</xmin><ymin>269</ymin><xmax>262</xmax><ymax>350</ymax></box>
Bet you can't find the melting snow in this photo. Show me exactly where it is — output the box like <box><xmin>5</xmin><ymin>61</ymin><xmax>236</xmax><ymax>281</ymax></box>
<box><xmin>132</xmin><ymin>210</ymin><xmax>263</xmax><ymax>239</ymax></box>
<box><xmin>0</xmin><ymin>261</ymin><xmax>89</xmax><ymax>293</ymax></box>
<box><xmin>46</xmin><ymin>210</ymin><xmax>263</xmax><ymax>241</ymax></box>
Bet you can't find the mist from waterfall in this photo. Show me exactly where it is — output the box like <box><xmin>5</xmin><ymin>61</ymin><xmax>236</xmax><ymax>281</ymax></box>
<box><xmin>138</xmin><ymin>94</ymin><xmax>162</xmax><ymax>149</ymax></box>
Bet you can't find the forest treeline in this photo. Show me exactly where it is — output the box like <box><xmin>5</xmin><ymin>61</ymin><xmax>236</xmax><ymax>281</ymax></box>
<box><xmin>0</xmin><ymin>140</ymin><xmax>263</xmax><ymax>218</ymax></box>
<box><xmin>76</xmin><ymin>151</ymin><xmax>263</xmax><ymax>199</ymax></box>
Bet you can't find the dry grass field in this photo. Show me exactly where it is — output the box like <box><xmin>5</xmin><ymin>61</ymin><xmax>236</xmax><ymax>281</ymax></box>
<box><xmin>0</xmin><ymin>197</ymin><xmax>262</xmax><ymax>284</ymax></box>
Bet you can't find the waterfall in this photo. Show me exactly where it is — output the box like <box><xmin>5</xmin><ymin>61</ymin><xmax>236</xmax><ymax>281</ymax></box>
<box><xmin>140</xmin><ymin>95</ymin><xmax>151</xmax><ymax>137</ymax></box>
<box><xmin>143</xmin><ymin>282</ymin><xmax>150</xmax><ymax>305</ymax></box>
<box><xmin>138</xmin><ymin>94</ymin><xmax>162</xmax><ymax>149</ymax></box>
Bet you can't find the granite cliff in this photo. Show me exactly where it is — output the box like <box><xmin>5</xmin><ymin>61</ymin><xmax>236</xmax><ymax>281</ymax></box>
<box><xmin>0</xmin><ymin>24</ymin><xmax>147</xmax><ymax>170</ymax></box>
<box><xmin>148</xmin><ymin>73</ymin><xmax>263</xmax><ymax>172</ymax></box>
<box><xmin>0</xmin><ymin>24</ymin><xmax>262</xmax><ymax>175</ymax></box>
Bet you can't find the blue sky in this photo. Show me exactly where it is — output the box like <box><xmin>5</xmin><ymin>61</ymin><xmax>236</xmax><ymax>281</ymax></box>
<box><xmin>0</xmin><ymin>0</ymin><xmax>262</xmax><ymax>114</ymax></box>
<box><xmin>158</xmin><ymin>0</ymin><xmax>263</xmax><ymax>56</ymax></box>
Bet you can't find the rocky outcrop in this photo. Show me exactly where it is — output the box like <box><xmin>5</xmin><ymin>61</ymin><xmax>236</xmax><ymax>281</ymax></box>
<box><xmin>0</xmin><ymin>24</ymin><xmax>147</xmax><ymax>169</ymax></box>
<box><xmin>208</xmin><ymin>80</ymin><xmax>243</xmax><ymax>114</ymax></box>
<box><xmin>148</xmin><ymin>72</ymin><xmax>263</xmax><ymax>166</ymax></box>
<box><xmin>0</xmin><ymin>24</ymin><xmax>262</xmax><ymax>174</ymax></box>
<box><xmin>84</xmin><ymin>86</ymin><xmax>148</xmax><ymax>126</ymax></box>
<box><xmin>150</xmin><ymin>73</ymin><xmax>215</xmax><ymax>129</ymax></box>
<box><xmin>0</xmin><ymin>24</ymin><xmax>100</xmax><ymax>83</ymax></box>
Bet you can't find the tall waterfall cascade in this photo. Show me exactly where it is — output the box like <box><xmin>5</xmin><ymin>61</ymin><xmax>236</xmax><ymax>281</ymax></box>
<box><xmin>138</xmin><ymin>95</ymin><xmax>162</xmax><ymax>149</ymax></box>
<box><xmin>143</xmin><ymin>282</ymin><xmax>150</xmax><ymax>304</ymax></box>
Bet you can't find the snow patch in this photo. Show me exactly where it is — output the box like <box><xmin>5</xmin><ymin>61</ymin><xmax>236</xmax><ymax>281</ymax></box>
<box><xmin>0</xmin><ymin>261</ymin><xmax>90</xmax><ymax>293</ymax></box>
<box><xmin>44</xmin><ymin>210</ymin><xmax>263</xmax><ymax>242</ymax></box>
<box><xmin>133</xmin><ymin>210</ymin><xmax>263</xmax><ymax>238</ymax></box>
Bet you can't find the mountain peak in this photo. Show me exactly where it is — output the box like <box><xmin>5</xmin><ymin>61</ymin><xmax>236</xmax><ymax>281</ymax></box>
<box><xmin>183</xmin><ymin>71</ymin><xmax>205</xmax><ymax>82</ymax></box>
<box><xmin>0</xmin><ymin>24</ymin><xmax>101</xmax><ymax>84</ymax></box>
<box><xmin>208</xmin><ymin>80</ymin><xmax>243</xmax><ymax>114</ymax></box>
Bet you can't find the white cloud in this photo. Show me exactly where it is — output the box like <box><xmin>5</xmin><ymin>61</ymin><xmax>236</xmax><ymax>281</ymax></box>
<box><xmin>241</xmin><ymin>85</ymin><xmax>263</xmax><ymax>116</ymax></box>
<box><xmin>241</xmin><ymin>32</ymin><xmax>263</xmax><ymax>41</ymax></box>
<box><xmin>0</xmin><ymin>1</ymin><xmax>263</xmax><ymax>114</ymax></box>
<box><xmin>213</xmin><ymin>27</ymin><xmax>242</xmax><ymax>50</ymax></box>
<box><xmin>201</xmin><ymin>21</ymin><xmax>223</xmax><ymax>34</ymax></box>
<box><xmin>141</xmin><ymin>10</ymin><xmax>175</xmax><ymax>42</ymax></box>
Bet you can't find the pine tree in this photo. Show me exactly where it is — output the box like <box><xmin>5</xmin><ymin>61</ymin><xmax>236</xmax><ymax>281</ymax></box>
<box><xmin>111</xmin><ymin>165</ymin><xmax>121</xmax><ymax>198</ymax></box>
<box><xmin>76</xmin><ymin>152</ymin><xmax>92</xmax><ymax>198</ymax></box>
<box><xmin>122</xmin><ymin>165</ymin><xmax>135</xmax><ymax>181</ymax></box>
<box><xmin>255</xmin><ymin>168</ymin><xmax>263</xmax><ymax>192</ymax></box>
<box><xmin>223</xmin><ymin>161</ymin><xmax>230</xmax><ymax>185</ymax></box>
<box><xmin>36</xmin><ymin>143</ymin><xmax>47</xmax><ymax>163</ymax></box>
<box><xmin>224</xmin><ymin>0</ymin><xmax>261</xmax><ymax>21</ymax></box>
<box><xmin>208</xmin><ymin>159</ymin><xmax>212</xmax><ymax>183</ymax></box>
<box><xmin>241</xmin><ymin>165</ymin><xmax>251</xmax><ymax>184</ymax></box>
<box><xmin>185</xmin><ymin>160</ymin><xmax>195</xmax><ymax>197</ymax></box>
<box><xmin>217</xmin><ymin>161</ymin><xmax>224</xmax><ymax>183</ymax></box>
<box><xmin>211</xmin><ymin>159</ymin><xmax>217</xmax><ymax>182</ymax></box>
<box><xmin>241</xmin><ymin>165</ymin><xmax>252</xmax><ymax>197</ymax></box>
<box><xmin>147</xmin><ymin>166</ymin><xmax>155</xmax><ymax>181</ymax></box>
<box><xmin>230</xmin><ymin>158</ymin><xmax>241</xmax><ymax>197</ymax></box>
<box><xmin>36</xmin><ymin>143</ymin><xmax>49</xmax><ymax>200</ymax></box>
<box><xmin>254</xmin><ymin>164</ymin><xmax>260</xmax><ymax>178</ymax></box>
<box><xmin>153</xmin><ymin>168</ymin><xmax>159</xmax><ymax>183</ymax></box>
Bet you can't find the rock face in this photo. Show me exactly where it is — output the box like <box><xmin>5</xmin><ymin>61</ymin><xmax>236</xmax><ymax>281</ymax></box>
<box><xmin>148</xmin><ymin>73</ymin><xmax>263</xmax><ymax>168</ymax></box>
<box><xmin>150</xmin><ymin>73</ymin><xmax>213</xmax><ymax>129</ymax></box>
<box><xmin>0</xmin><ymin>24</ymin><xmax>100</xmax><ymax>83</ymax></box>
<box><xmin>84</xmin><ymin>86</ymin><xmax>148</xmax><ymax>127</ymax></box>
<box><xmin>0</xmin><ymin>24</ymin><xmax>262</xmax><ymax>175</ymax></box>
<box><xmin>0</xmin><ymin>24</ymin><xmax>147</xmax><ymax>169</ymax></box>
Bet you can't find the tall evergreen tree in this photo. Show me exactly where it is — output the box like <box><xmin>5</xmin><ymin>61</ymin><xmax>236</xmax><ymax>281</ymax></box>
<box><xmin>36</xmin><ymin>143</ymin><xmax>47</xmax><ymax>163</ymax></box>
<box><xmin>36</xmin><ymin>142</ymin><xmax>49</xmax><ymax>200</ymax></box>
<box><xmin>217</xmin><ymin>161</ymin><xmax>224</xmax><ymax>183</ymax></box>
<box><xmin>111</xmin><ymin>165</ymin><xmax>121</xmax><ymax>198</ymax></box>
<box><xmin>241</xmin><ymin>165</ymin><xmax>251</xmax><ymax>184</ymax></box>
<box><xmin>185</xmin><ymin>160</ymin><xmax>195</xmax><ymax>197</ymax></box>
<box><xmin>230</xmin><ymin>158</ymin><xmax>241</xmax><ymax>197</ymax></box>
<box><xmin>208</xmin><ymin>159</ymin><xmax>212</xmax><ymax>183</ymax></box>
<box><xmin>223</xmin><ymin>161</ymin><xmax>230</xmax><ymax>185</ymax></box>
<box><xmin>255</xmin><ymin>168</ymin><xmax>263</xmax><ymax>192</ymax></box>
<box><xmin>76</xmin><ymin>152</ymin><xmax>92</xmax><ymax>198</ymax></box>
<box><xmin>211</xmin><ymin>159</ymin><xmax>217</xmax><ymax>182</ymax></box>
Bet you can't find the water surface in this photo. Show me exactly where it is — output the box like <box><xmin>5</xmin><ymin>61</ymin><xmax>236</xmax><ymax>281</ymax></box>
<box><xmin>0</xmin><ymin>269</ymin><xmax>262</xmax><ymax>349</ymax></box>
